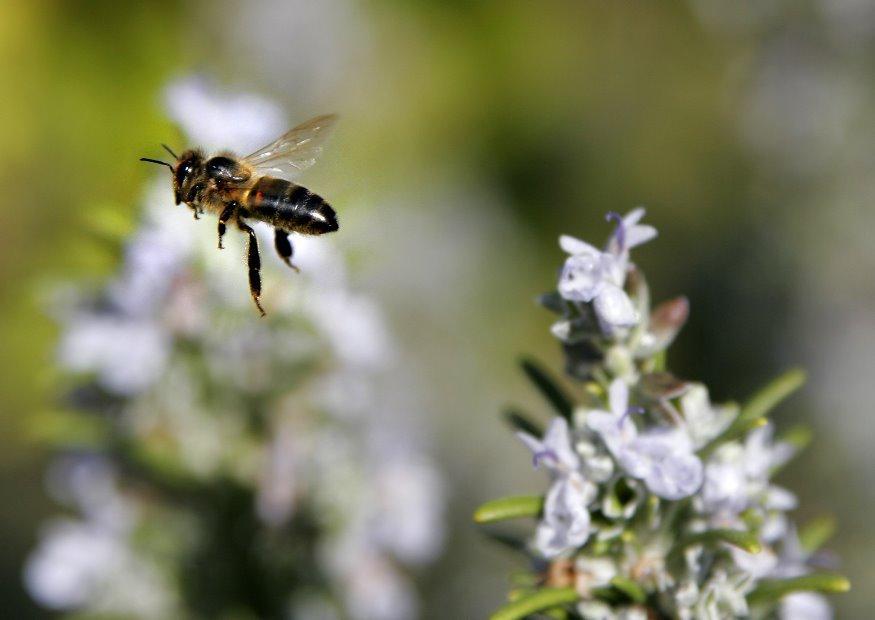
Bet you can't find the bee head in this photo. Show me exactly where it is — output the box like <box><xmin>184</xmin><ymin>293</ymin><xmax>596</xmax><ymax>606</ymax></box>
<box><xmin>173</xmin><ymin>150</ymin><xmax>204</xmax><ymax>205</ymax></box>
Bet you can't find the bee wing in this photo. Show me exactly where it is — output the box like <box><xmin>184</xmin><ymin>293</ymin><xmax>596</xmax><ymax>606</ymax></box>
<box><xmin>242</xmin><ymin>113</ymin><xmax>338</xmax><ymax>180</ymax></box>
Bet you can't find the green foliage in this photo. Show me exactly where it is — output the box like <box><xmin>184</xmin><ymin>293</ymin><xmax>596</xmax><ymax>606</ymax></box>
<box><xmin>473</xmin><ymin>495</ymin><xmax>543</xmax><ymax>524</ymax></box>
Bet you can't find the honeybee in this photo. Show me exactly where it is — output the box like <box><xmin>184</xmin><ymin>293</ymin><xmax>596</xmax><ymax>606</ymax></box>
<box><xmin>140</xmin><ymin>114</ymin><xmax>339</xmax><ymax>316</ymax></box>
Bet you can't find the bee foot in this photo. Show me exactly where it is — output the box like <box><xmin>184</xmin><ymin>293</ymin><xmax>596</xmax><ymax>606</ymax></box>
<box><xmin>253</xmin><ymin>297</ymin><xmax>266</xmax><ymax>317</ymax></box>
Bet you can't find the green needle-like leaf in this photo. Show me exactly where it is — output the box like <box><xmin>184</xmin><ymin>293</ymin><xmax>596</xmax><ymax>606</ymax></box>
<box><xmin>481</xmin><ymin>529</ymin><xmax>529</xmax><ymax>553</ymax></box>
<box><xmin>474</xmin><ymin>495</ymin><xmax>543</xmax><ymax>524</ymax></box>
<box><xmin>678</xmin><ymin>529</ymin><xmax>762</xmax><ymax>553</ymax></box>
<box><xmin>779</xmin><ymin>424</ymin><xmax>813</xmax><ymax>452</ymax></box>
<box><xmin>799</xmin><ymin>516</ymin><xmax>836</xmax><ymax>553</ymax></box>
<box><xmin>520</xmin><ymin>357</ymin><xmax>575</xmax><ymax>421</ymax></box>
<box><xmin>490</xmin><ymin>587</ymin><xmax>578</xmax><ymax>620</ymax></box>
<box><xmin>748</xmin><ymin>573</ymin><xmax>850</xmax><ymax>605</ymax></box>
<box><xmin>739</xmin><ymin>368</ymin><xmax>806</xmax><ymax>423</ymax></box>
<box><xmin>502</xmin><ymin>407</ymin><xmax>544</xmax><ymax>438</ymax></box>
<box><xmin>609</xmin><ymin>576</ymin><xmax>647</xmax><ymax>603</ymax></box>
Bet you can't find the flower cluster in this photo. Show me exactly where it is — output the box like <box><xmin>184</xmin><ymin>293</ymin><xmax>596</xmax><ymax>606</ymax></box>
<box><xmin>476</xmin><ymin>209</ymin><xmax>848</xmax><ymax>619</ymax></box>
<box><xmin>26</xmin><ymin>78</ymin><xmax>444</xmax><ymax>620</ymax></box>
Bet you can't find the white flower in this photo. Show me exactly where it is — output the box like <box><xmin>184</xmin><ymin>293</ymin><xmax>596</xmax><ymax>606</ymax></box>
<box><xmin>574</xmin><ymin>557</ymin><xmax>617</xmax><ymax>595</ymax></box>
<box><xmin>24</xmin><ymin>518</ymin><xmax>173</xmax><ymax>617</ymax></box>
<box><xmin>372</xmin><ymin>459</ymin><xmax>445</xmax><ymax>565</ymax></box>
<box><xmin>558</xmin><ymin>208</ymin><xmax>656</xmax><ymax>332</ymax></box>
<box><xmin>558</xmin><ymin>241</ymin><xmax>637</xmax><ymax>330</ymax></box>
<box><xmin>535</xmin><ymin>471</ymin><xmax>596</xmax><ymax>558</ymax></box>
<box><xmin>24</xmin><ymin>519</ymin><xmax>124</xmax><ymax>610</ymax></box>
<box><xmin>693</xmin><ymin>570</ymin><xmax>751</xmax><ymax>619</ymax></box>
<box><xmin>679</xmin><ymin>384</ymin><xmax>736</xmax><ymax>449</ymax></box>
<box><xmin>605</xmin><ymin>207</ymin><xmax>657</xmax><ymax>257</ymax></box>
<box><xmin>622</xmin><ymin>429</ymin><xmax>704</xmax><ymax>500</ymax></box>
<box><xmin>164</xmin><ymin>76</ymin><xmax>285</xmax><ymax>153</ymax></box>
<box><xmin>587</xmin><ymin>379</ymin><xmax>703</xmax><ymax>499</ymax></box>
<box><xmin>517</xmin><ymin>417</ymin><xmax>580</xmax><ymax>475</ymax></box>
<box><xmin>699</xmin><ymin>423</ymin><xmax>796</xmax><ymax>517</ymax></box>
<box><xmin>342</xmin><ymin>552</ymin><xmax>417</xmax><ymax>620</ymax></box>
<box><xmin>780</xmin><ymin>592</ymin><xmax>833</xmax><ymax>620</ymax></box>
<box><xmin>58</xmin><ymin>316</ymin><xmax>170</xmax><ymax>395</ymax></box>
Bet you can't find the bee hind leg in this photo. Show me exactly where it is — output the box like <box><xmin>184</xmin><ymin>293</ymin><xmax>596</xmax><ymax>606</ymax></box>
<box><xmin>237</xmin><ymin>218</ymin><xmax>266</xmax><ymax>317</ymax></box>
<box><xmin>274</xmin><ymin>229</ymin><xmax>300</xmax><ymax>273</ymax></box>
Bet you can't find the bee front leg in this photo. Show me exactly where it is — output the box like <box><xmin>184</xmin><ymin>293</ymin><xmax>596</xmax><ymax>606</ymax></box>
<box><xmin>237</xmin><ymin>218</ymin><xmax>266</xmax><ymax>317</ymax></box>
<box><xmin>218</xmin><ymin>203</ymin><xmax>236</xmax><ymax>249</ymax></box>
<box><xmin>273</xmin><ymin>229</ymin><xmax>300</xmax><ymax>273</ymax></box>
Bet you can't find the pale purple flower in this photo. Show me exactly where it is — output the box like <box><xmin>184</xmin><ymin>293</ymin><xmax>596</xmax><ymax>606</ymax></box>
<box><xmin>699</xmin><ymin>423</ymin><xmax>797</xmax><ymax>518</ymax></box>
<box><xmin>535</xmin><ymin>472</ymin><xmax>596</xmax><ymax>558</ymax></box>
<box><xmin>164</xmin><ymin>76</ymin><xmax>285</xmax><ymax>153</ymax></box>
<box><xmin>558</xmin><ymin>208</ymin><xmax>656</xmax><ymax>332</ymax></box>
<box><xmin>517</xmin><ymin>417</ymin><xmax>580</xmax><ymax>475</ymax></box>
<box><xmin>679</xmin><ymin>384</ymin><xmax>736</xmax><ymax>449</ymax></box>
<box><xmin>622</xmin><ymin>429</ymin><xmax>704</xmax><ymax>500</ymax></box>
<box><xmin>605</xmin><ymin>208</ymin><xmax>657</xmax><ymax>257</ymax></box>
<box><xmin>24</xmin><ymin>518</ymin><xmax>173</xmax><ymax>616</ymax></box>
<box><xmin>57</xmin><ymin>316</ymin><xmax>170</xmax><ymax>395</ymax></box>
<box><xmin>780</xmin><ymin>592</ymin><xmax>833</xmax><ymax>620</ymax></box>
<box><xmin>587</xmin><ymin>379</ymin><xmax>703</xmax><ymax>499</ymax></box>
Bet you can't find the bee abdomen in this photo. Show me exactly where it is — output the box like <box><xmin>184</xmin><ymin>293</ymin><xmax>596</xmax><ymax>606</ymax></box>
<box><xmin>249</xmin><ymin>177</ymin><xmax>338</xmax><ymax>235</ymax></box>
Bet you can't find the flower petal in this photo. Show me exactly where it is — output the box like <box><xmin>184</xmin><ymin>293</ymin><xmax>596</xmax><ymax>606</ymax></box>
<box><xmin>625</xmin><ymin>224</ymin><xmax>658</xmax><ymax>250</ymax></box>
<box><xmin>607</xmin><ymin>379</ymin><xmax>629</xmax><ymax>419</ymax></box>
<box><xmin>593</xmin><ymin>284</ymin><xmax>638</xmax><ymax>329</ymax></box>
<box><xmin>534</xmin><ymin>473</ymin><xmax>593</xmax><ymax>558</ymax></box>
<box><xmin>558</xmin><ymin>254</ymin><xmax>606</xmax><ymax>303</ymax></box>
<box><xmin>559</xmin><ymin>235</ymin><xmax>601</xmax><ymax>256</ymax></box>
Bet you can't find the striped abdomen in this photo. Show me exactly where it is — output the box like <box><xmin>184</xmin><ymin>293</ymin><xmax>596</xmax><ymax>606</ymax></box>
<box><xmin>246</xmin><ymin>177</ymin><xmax>338</xmax><ymax>235</ymax></box>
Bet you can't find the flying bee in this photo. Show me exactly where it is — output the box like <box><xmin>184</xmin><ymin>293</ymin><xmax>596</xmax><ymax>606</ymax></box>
<box><xmin>140</xmin><ymin>114</ymin><xmax>339</xmax><ymax>316</ymax></box>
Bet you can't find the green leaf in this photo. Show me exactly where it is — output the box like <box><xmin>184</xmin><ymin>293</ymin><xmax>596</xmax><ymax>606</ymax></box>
<box><xmin>474</xmin><ymin>495</ymin><xmax>543</xmax><ymax>524</ymax></box>
<box><xmin>679</xmin><ymin>529</ymin><xmax>761</xmax><ymax>554</ymax></box>
<box><xmin>739</xmin><ymin>368</ymin><xmax>806</xmax><ymax>423</ymax></box>
<box><xmin>799</xmin><ymin>516</ymin><xmax>836</xmax><ymax>553</ymax></box>
<box><xmin>502</xmin><ymin>407</ymin><xmax>544</xmax><ymax>438</ymax></box>
<box><xmin>778</xmin><ymin>424</ymin><xmax>813</xmax><ymax>451</ymax></box>
<box><xmin>490</xmin><ymin>587</ymin><xmax>578</xmax><ymax>620</ymax></box>
<box><xmin>748</xmin><ymin>573</ymin><xmax>850</xmax><ymax>605</ymax></box>
<box><xmin>481</xmin><ymin>529</ymin><xmax>529</xmax><ymax>553</ymax></box>
<box><xmin>520</xmin><ymin>357</ymin><xmax>574</xmax><ymax>421</ymax></box>
<box><xmin>609</xmin><ymin>576</ymin><xmax>647</xmax><ymax>603</ymax></box>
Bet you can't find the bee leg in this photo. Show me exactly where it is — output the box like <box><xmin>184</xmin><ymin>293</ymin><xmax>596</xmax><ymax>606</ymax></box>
<box><xmin>238</xmin><ymin>219</ymin><xmax>266</xmax><ymax>317</ymax></box>
<box><xmin>273</xmin><ymin>229</ymin><xmax>300</xmax><ymax>273</ymax></box>
<box><xmin>218</xmin><ymin>203</ymin><xmax>236</xmax><ymax>249</ymax></box>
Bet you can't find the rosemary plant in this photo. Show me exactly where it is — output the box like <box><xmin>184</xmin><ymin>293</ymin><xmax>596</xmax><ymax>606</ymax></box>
<box><xmin>475</xmin><ymin>209</ymin><xmax>848</xmax><ymax>620</ymax></box>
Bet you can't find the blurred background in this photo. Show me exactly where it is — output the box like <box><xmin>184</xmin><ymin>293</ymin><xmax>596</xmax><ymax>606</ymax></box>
<box><xmin>0</xmin><ymin>0</ymin><xmax>872</xmax><ymax>617</ymax></box>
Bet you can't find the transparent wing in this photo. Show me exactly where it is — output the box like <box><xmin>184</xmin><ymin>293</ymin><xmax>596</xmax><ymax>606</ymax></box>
<box><xmin>242</xmin><ymin>113</ymin><xmax>338</xmax><ymax>181</ymax></box>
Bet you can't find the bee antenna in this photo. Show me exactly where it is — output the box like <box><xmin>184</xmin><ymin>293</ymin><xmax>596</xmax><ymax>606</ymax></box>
<box><xmin>140</xmin><ymin>157</ymin><xmax>174</xmax><ymax>171</ymax></box>
<box><xmin>161</xmin><ymin>144</ymin><xmax>179</xmax><ymax>159</ymax></box>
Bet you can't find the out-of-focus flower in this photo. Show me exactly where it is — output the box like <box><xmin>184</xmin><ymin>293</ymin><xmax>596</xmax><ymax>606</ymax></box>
<box><xmin>29</xmin><ymin>77</ymin><xmax>444</xmax><ymax>620</ymax></box>
<box><xmin>780</xmin><ymin>592</ymin><xmax>833</xmax><ymax>620</ymax></box>
<box><xmin>164</xmin><ymin>76</ymin><xmax>285</xmax><ymax>153</ymax></box>
<box><xmin>57</xmin><ymin>316</ymin><xmax>169</xmax><ymax>395</ymax></box>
